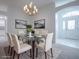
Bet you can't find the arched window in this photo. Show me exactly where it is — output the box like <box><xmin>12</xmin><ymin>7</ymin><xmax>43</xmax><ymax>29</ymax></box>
<box><xmin>63</xmin><ymin>11</ymin><xmax>79</xmax><ymax>17</ymax></box>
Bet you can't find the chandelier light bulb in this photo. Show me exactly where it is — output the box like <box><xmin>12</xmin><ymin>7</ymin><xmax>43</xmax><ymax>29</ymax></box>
<box><xmin>34</xmin><ymin>5</ymin><xmax>36</xmax><ymax>9</ymax></box>
<box><xmin>24</xmin><ymin>6</ymin><xmax>26</xmax><ymax>11</ymax></box>
<box><xmin>29</xmin><ymin>2</ymin><xmax>32</xmax><ymax>8</ymax></box>
<box><xmin>33</xmin><ymin>11</ymin><xmax>35</xmax><ymax>14</ymax></box>
<box><xmin>36</xmin><ymin>9</ymin><xmax>38</xmax><ymax>12</ymax></box>
<box><xmin>26</xmin><ymin>8</ymin><xmax>29</xmax><ymax>13</ymax></box>
<box><xmin>24</xmin><ymin>5</ymin><xmax>27</xmax><ymax>11</ymax></box>
<box><xmin>25</xmin><ymin>5</ymin><xmax>27</xmax><ymax>8</ymax></box>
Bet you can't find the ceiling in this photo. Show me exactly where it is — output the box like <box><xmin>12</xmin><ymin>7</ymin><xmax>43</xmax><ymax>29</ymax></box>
<box><xmin>0</xmin><ymin>0</ymin><xmax>79</xmax><ymax>8</ymax></box>
<box><xmin>0</xmin><ymin>0</ymin><xmax>54</xmax><ymax>12</ymax></box>
<box><xmin>16</xmin><ymin>0</ymin><xmax>54</xmax><ymax>8</ymax></box>
<box><xmin>0</xmin><ymin>0</ymin><xmax>54</xmax><ymax>7</ymax></box>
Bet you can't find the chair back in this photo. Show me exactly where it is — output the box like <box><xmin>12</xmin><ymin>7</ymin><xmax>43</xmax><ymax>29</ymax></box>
<box><xmin>45</xmin><ymin>33</ymin><xmax>53</xmax><ymax>52</ymax></box>
<box><xmin>35</xmin><ymin>29</ymin><xmax>48</xmax><ymax>36</ymax></box>
<box><xmin>17</xmin><ymin>29</ymin><xmax>26</xmax><ymax>35</ymax></box>
<box><xmin>11</xmin><ymin>34</ymin><xmax>20</xmax><ymax>52</ymax></box>
<box><xmin>7</xmin><ymin>33</ymin><xmax>14</xmax><ymax>47</ymax></box>
<box><xmin>35</xmin><ymin>29</ymin><xmax>40</xmax><ymax>35</ymax></box>
<box><xmin>40</xmin><ymin>29</ymin><xmax>48</xmax><ymax>36</ymax></box>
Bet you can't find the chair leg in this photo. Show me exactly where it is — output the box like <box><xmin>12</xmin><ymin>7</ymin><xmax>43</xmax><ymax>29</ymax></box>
<box><xmin>10</xmin><ymin>47</ymin><xmax>13</xmax><ymax>56</ymax></box>
<box><xmin>51</xmin><ymin>48</ymin><xmax>53</xmax><ymax>57</ymax></box>
<box><xmin>28</xmin><ymin>40</ymin><xmax>30</xmax><ymax>44</ymax></box>
<box><xmin>17</xmin><ymin>54</ymin><xmax>20</xmax><ymax>59</ymax></box>
<box><xmin>8</xmin><ymin>46</ymin><xmax>10</xmax><ymax>54</ymax></box>
<box><xmin>9</xmin><ymin>46</ymin><xmax>11</xmax><ymax>55</ymax></box>
<box><xmin>45</xmin><ymin>52</ymin><xmax>47</xmax><ymax>59</ymax></box>
<box><xmin>30</xmin><ymin>49</ymin><xmax>32</xmax><ymax>57</ymax></box>
<box><xmin>36</xmin><ymin>48</ymin><xmax>38</xmax><ymax>58</ymax></box>
<box><xmin>13</xmin><ymin>51</ymin><xmax>15</xmax><ymax>59</ymax></box>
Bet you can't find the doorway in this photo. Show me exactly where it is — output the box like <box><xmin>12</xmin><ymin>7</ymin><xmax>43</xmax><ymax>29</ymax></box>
<box><xmin>55</xmin><ymin>6</ymin><xmax>79</xmax><ymax>49</ymax></box>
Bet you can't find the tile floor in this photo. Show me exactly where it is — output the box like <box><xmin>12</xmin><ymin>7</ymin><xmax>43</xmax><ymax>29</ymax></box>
<box><xmin>56</xmin><ymin>38</ymin><xmax>79</xmax><ymax>49</ymax></box>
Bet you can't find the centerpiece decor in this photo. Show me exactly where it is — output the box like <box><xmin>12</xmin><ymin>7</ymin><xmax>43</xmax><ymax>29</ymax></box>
<box><xmin>26</xmin><ymin>25</ymin><xmax>32</xmax><ymax>36</ymax></box>
<box><xmin>26</xmin><ymin>25</ymin><xmax>35</xmax><ymax>36</ymax></box>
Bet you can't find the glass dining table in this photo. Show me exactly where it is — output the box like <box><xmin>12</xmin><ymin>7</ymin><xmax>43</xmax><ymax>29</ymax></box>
<box><xmin>18</xmin><ymin>34</ymin><xmax>44</xmax><ymax>59</ymax></box>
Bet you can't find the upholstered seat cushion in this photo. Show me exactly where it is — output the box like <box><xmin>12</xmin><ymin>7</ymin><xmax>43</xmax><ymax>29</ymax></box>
<box><xmin>36</xmin><ymin>38</ymin><xmax>45</xmax><ymax>49</ymax></box>
<box><xmin>36</xmin><ymin>43</ymin><xmax>45</xmax><ymax>49</ymax></box>
<box><xmin>15</xmin><ymin>43</ymin><xmax>32</xmax><ymax>54</ymax></box>
<box><xmin>41</xmin><ymin>38</ymin><xmax>45</xmax><ymax>43</ymax></box>
<box><xmin>36</xmin><ymin>33</ymin><xmax>53</xmax><ymax>52</ymax></box>
<box><xmin>11</xmin><ymin>34</ymin><xmax>32</xmax><ymax>55</ymax></box>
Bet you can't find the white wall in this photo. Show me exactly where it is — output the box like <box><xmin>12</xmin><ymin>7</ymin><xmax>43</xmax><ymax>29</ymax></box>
<box><xmin>0</xmin><ymin>1</ymin><xmax>32</xmax><ymax>46</ymax></box>
<box><xmin>33</xmin><ymin>3</ymin><xmax>55</xmax><ymax>43</ymax></box>
<box><xmin>8</xmin><ymin>5</ymin><xmax>32</xmax><ymax>33</ymax></box>
<box><xmin>0</xmin><ymin>0</ymin><xmax>55</xmax><ymax>46</ymax></box>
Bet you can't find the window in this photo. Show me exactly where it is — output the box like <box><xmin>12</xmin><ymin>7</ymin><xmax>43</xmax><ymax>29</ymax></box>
<box><xmin>0</xmin><ymin>15</ymin><xmax>7</xmax><ymax>36</ymax></box>
<box><xmin>63</xmin><ymin>11</ymin><xmax>79</xmax><ymax>17</ymax></box>
<box><xmin>68</xmin><ymin>20</ymin><xmax>75</xmax><ymax>30</ymax></box>
<box><xmin>0</xmin><ymin>20</ymin><xmax>5</xmax><ymax>26</ymax></box>
<box><xmin>63</xmin><ymin>21</ymin><xmax>66</xmax><ymax>30</ymax></box>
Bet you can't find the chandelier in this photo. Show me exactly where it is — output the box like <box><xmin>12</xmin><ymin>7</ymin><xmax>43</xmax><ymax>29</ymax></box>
<box><xmin>24</xmin><ymin>2</ymin><xmax>38</xmax><ymax>16</ymax></box>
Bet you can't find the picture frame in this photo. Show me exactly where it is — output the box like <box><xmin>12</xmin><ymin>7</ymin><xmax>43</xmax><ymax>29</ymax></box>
<box><xmin>34</xmin><ymin>19</ymin><xmax>45</xmax><ymax>29</ymax></box>
<box><xmin>15</xmin><ymin>19</ymin><xmax>27</xmax><ymax>29</ymax></box>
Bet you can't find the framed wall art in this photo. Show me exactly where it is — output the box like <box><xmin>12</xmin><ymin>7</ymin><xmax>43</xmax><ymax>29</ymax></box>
<box><xmin>34</xmin><ymin>19</ymin><xmax>45</xmax><ymax>29</ymax></box>
<box><xmin>15</xmin><ymin>19</ymin><xmax>27</xmax><ymax>29</ymax></box>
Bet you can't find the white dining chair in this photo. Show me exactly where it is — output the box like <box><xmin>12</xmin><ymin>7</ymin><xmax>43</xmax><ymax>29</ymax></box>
<box><xmin>35</xmin><ymin>29</ymin><xmax>48</xmax><ymax>36</ymax></box>
<box><xmin>11</xmin><ymin>34</ymin><xmax>32</xmax><ymax>59</ymax></box>
<box><xmin>35</xmin><ymin>29</ymin><xmax>48</xmax><ymax>43</ymax></box>
<box><xmin>7</xmin><ymin>33</ymin><xmax>23</xmax><ymax>56</ymax></box>
<box><xmin>36</xmin><ymin>33</ymin><xmax>54</xmax><ymax>59</ymax></box>
<box><xmin>7</xmin><ymin>33</ymin><xmax>14</xmax><ymax>55</ymax></box>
